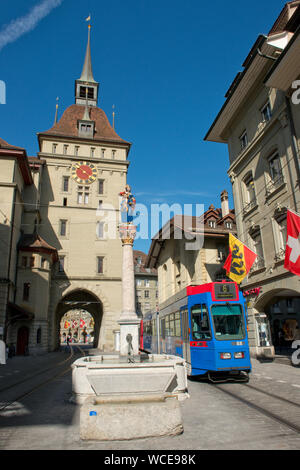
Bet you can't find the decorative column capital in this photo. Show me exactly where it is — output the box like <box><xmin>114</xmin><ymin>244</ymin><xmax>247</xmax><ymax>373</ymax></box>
<box><xmin>119</xmin><ymin>223</ymin><xmax>137</xmax><ymax>246</ymax></box>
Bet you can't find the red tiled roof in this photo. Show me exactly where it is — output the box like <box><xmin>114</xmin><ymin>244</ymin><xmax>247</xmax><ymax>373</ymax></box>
<box><xmin>0</xmin><ymin>137</ymin><xmax>24</xmax><ymax>150</ymax></box>
<box><xmin>39</xmin><ymin>104</ymin><xmax>131</xmax><ymax>146</ymax></box>
<box><xmin>18</xmin><ymin>233</ymin><xmax>58</xmax><ymax>262</ymax></box>
<box><xmin>134</xmin><ymin>250</ymin><xmax>157</xmax><ymax>275</ymax></box>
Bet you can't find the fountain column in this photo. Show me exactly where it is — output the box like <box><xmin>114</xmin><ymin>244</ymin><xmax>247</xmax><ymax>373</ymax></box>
<box><xmin>118</xmin><ymin>223</ymin><xmax>140</xmax><ymax>357</ymax></box>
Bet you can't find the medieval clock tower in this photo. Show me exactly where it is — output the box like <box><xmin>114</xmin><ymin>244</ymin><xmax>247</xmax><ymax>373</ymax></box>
<box><xmin>37</xmin><ymin>25</ymin><xmax>131</xmax><ymax>351</ymax></box>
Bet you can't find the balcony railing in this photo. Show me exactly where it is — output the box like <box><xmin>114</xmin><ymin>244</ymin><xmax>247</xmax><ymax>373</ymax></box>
<box><xmin>274</xmin><ymin>248</ymin><xmax>286</xmax><ymax>262</ymax></box>
<box><xmin>250</xmin><ymin>258</ymin><xmax>265</xmax><ymax>273</ymax></box>
<box><xmin>265</xmin><ymin>173</ymin><xmax>285</xmax><ymax>197</ymax></box>
<box><xmin>243</xmin><ymin>199</ymin><xmax>257</xmax><ymax>217</ymax></box>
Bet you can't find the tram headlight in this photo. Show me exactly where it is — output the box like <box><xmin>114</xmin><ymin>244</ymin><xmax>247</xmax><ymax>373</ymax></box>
<box><xmin>220</xmin><ymin>352</ymin><xmax>231</xmax><ymax>360</ymax></box>
<box><xmin>234</xmin><ymin>352</ymin><xmax>245</xmax><ymax>359</ymax></box>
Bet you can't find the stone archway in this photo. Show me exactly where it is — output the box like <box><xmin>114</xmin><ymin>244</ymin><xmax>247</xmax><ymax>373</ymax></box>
<box><xmin>254</xmin><ymin>288</ymin><xmax>300</xmax><ymax>354</ymax></box>
<box><xmin>54</xmin><ymin>289</ymin><xmax>103</xmax><ymax>350</ymax></box>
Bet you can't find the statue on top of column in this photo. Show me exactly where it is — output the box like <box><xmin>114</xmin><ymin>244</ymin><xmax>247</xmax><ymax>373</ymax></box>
<box><xmin>119</xmin><ymin>184</ymin><xmax>136</xmax><ymax>223</ymax></box>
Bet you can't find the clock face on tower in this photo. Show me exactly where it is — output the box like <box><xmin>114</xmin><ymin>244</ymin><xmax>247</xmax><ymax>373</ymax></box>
<box><xmin>71</xmin><ymin>161</ymin><xmax>98</xmax><ymax>184</ymax></box>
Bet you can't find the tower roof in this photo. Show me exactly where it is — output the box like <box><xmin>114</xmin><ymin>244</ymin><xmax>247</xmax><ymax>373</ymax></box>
<box><xmin>38</xmin><ymin>104</ymin><xmax>131</xmax><ymax>147</ymax></box>
<box><xmin>78</xmin><ymin>25</ymin><xmax>97</xmax><ymax>84</ymax></box>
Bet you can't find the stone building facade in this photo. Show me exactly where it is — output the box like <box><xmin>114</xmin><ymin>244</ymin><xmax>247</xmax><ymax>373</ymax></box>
<box><xmin>145</xmin><ymin>192</ymin><xmax>236</xmax><ymax>313</ymax></box>
<box><xmin>133</xmin><ymin>250</ymin><xmax>158</xmax><ymax>316</ymax></box>
<box><xmin>0</xmin><ymin>27</ymin><xmax>132</xmax><ymax>355</ymax></box>
<box><xmin>205</xmin><ymin>1</ymin><xmax>300</xmax><ymax>357</ymax></box>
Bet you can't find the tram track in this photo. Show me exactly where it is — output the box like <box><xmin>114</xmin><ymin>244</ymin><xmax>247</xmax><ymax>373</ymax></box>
<box><xmin>214</xmin><ymin>381</ymin><xmax>300</xmax><ymax>435</ymax></box>
<box><xmin>0</xmin><ymin>345</ymin><xmax>86</xmax><ymax>414</ymax></box>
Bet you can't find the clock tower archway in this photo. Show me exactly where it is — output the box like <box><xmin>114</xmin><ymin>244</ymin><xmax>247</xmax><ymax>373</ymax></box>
<box><xmin>54</xmin><ymin>289</ymin><xmax>103</xmax><ymax>350</ymax></box>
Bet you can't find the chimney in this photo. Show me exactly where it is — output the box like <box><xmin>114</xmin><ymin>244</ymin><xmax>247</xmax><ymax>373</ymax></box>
<box><xmin>221</xmin><ymin>190</ymin><xmax>229</xmax><ymax>218</ymax></box>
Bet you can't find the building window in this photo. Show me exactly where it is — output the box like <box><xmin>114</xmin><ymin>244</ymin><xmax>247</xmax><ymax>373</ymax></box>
<box><xmin>145</xmin><ymin>290</ymin><xmax>149</xmax><ymax>298</ymax></box>
<box><xmin>52</xmin><ymin>143</ymin><xmax>57</xmax><ymax>154</ymax></box>
<box><xmin>58</xmin><ymin>256</ymin><xmax>65</xmax><ymax>273</ymax></box>
<box><xmin>250</xmin><ymin>229</ymin><xmax>265</xmax><ymax>269</ymax></box>
<box><xmin>144</xmin><ymin>302</ymin><xmax>150</xmax><ymax>312</ymax></box>
<box><xmin>112</xmin><ymin>150</ymin><xmax>116</xmax><ymax>159</ymax></box>
<box><xmin>136</xmin><ymin>279</ymin><xmax>142</xmax><ymax>287</ymax></box>
<box><xmin>63</xmin><ymin>197</ymin><xmax>68</xmax><ymax>207</ymax></box>
<box><xmin>101</xmin><ymin>149</ymin><xmax>106</xmax><ymax>158</ymax></box>
<box><xmin>209</xmin><ymin>220</ymin><xmax>216</xmax><ymax>228</ymax></box>
<box><xmin>91</xmin><ymin>147</ymin><xmax>95</xmax><ymax>158</ymax></box>
<box><xmin>97</xmin><ymin>256</ymin><xmax>104</xmax><ymax>274</ymax></box>
<box><xmin>243</xmin><ymin>172</ymin><xmax>256</xmax><ymax>215</ymax></box>
<box><xmin>77</xmin><ymin>186</ymin><xmax>89</xmax><ymax>205</ymax></box>
<box><xmin>239</xmin><ymin>131</ymin><xmax>248</xmax><ymax>151</ymax></box>
<box><xmin>63</xmin><ymin>176</ymin><xmax>69</xmax><ymax>192</ymax></box>
<box><xmin>225</xmin><ymin>221</ymin><xmax>232</xmax><ymax>229</ymax></box>
<box><xmin>144</xmin><ymin>279</ymin><xmax>150</xmax><ymax>287</ymax></box>
<box><xmin>269</xmin><ymin>153</ymin><xmax>282</xmax><ymax>181</ymax></box>
<box><xmin>96</xmin><ymin>222</ymin><xmax>105</xmax><ymax>239</ymax></box>
<box><xmin>98</xmin><ymin>179</ymin><xmax>104</xmax><ymax>195</ymax></box>
<box><xmin>59</xmin><ymin>219</ymin><xmax>67</xmax><ymax>237</ymax></box>
<box><xmin>261</xmin><ymin>101</ymin><xmax>272</xmax><ymax>123</ymax></box>
<box><xmin>41</xmin><ymin>258</ymin><xmax>47</xmax><ymax>269</ymax></box>
<box><xmin>80</xmin><ymin>86</ymin><xmax>94</xmax><ymax>99</ymax></box>
<box><xmin>63</xmin><ymin>145</ymin><xmax>68</xmax><ymax>155</ymax></box>
<box><xmin>29</xmin><ymin>256</ymin><xmax>35</xmax><ymax>268</ymax></box>
<box><xmin>23</xmin><ymin>283</ymin><xmax>30</xmax><ymax>301</ymax></box>
<box><xmin>75</xmin><ymin>146</ymin><xmax>80</xmax><ymax>157</ymax></box>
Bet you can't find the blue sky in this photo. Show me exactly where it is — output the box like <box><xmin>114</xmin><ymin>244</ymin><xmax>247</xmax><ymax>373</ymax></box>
<box><xmin>0</xmin><ymin>0</ymin><xmax>287</xmax><ymax>253</ymax></box>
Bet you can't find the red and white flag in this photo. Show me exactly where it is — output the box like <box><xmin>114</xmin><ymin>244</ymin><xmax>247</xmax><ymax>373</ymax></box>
<box><xmin>284</xmin><ymin>210</ymin><xmax>300</xmax><ymax>276</ymax></box>
<box><xmin>80</xmin><ymin>319</ymin><xmax>86</xmax><ymax>328</ymax></box>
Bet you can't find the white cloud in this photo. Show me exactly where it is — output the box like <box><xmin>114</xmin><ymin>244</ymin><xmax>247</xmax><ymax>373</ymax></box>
<box><xmin>0</xmin><ymin>0</ymin><xmax>64</xmax><ymax>51</ymax></box>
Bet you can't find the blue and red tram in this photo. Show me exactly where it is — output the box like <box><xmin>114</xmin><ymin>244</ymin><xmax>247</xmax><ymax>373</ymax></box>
<box><xmin>140</xmin><ymin>282</ymin><xmax>252</xmax><ymax>381</ymax></box>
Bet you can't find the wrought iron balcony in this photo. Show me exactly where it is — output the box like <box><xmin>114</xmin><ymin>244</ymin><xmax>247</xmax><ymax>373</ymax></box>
<box><xmin>265</xmin><ymin>173</ymin><xmax>285</xmax><ymax>197</ymax></box>
<box><xmin>250</xmin><ymin>258</ymin><xmax>265</xmax><ymax>273</ymax></box>
<box><xmin>274</xmin><ymin>248</ymin><xmax>286</xmax><ymax>262</ymax></box>
<box><xmin>243</xmin><ymin>199</ymin><xmax>258</xmax><ymax>217</ymax></box>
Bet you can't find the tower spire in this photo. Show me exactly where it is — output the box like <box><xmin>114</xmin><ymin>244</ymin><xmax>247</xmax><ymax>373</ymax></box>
<box><xmin>75</xmin><ymin>21</ymin><xmax>99</xmax><ymax>107</ymax></box>
<box><xmin>79</xmin><ymin>24</ymin><xmax>96</xmax><ymax>83</ymax></box>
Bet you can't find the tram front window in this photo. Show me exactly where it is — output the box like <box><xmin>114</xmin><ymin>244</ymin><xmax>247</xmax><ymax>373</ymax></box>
<box><xmin>211</xmin><ymin>304</ymin><xmax>245</xmax><ymax>341</ymax></box>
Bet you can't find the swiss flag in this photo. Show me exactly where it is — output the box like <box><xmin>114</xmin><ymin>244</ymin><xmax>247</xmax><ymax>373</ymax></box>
<box><xmin>80</xmin><ymin>319</ymin><xmax>86</xmax><ymax>328</ymax></box>
<box><xmin>284</xmin><ymin>210</ymin><xmax>300</xmax><ymax>276</ymax></box>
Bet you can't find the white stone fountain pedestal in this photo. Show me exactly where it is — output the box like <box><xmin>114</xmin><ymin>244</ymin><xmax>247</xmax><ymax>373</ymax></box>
<box><xmin>72</xmin><ymin>354</ymin><xmax>189</xmax><ymax>440</ymax></box>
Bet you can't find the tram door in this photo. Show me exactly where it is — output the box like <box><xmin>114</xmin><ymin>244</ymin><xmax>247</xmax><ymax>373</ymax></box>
<box><xmin>181</xmin><ymin>308</ymin><xmax>191</xmax><ymax>371</ymax></box>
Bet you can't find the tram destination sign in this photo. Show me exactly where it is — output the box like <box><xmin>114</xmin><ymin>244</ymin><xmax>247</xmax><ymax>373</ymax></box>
<box><xmin>214</xmin><ymin>283</ymin><xmax>238</xmax><ymax>300</ymax></box>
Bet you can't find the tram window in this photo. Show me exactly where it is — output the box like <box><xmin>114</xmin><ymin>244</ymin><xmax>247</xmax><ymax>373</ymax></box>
<box><xmin>175</xmin><ymin>312</ymin><xmax>181</xmax><ymax>337</ymax></box>
<box><xmin>165</xmin><ymin>316</ymin><xmax>171</xmax><ymax>336</ymax></box>
<box><xmin>145</xmin><ymin>321</ymin><xmax>152</xmax><ymax>336</ymax></box>
<box><xmin>191</xmin><ymin>305</ymin><xmax>212</xmax><ymax>341</ymax></box>
<box><xmin>161</xmin><ymin>319</ymin><xmax>166</xmax><ymax>339</ymax></box>
<box><xmin>211</xmin><ymin>304</ymin><xmax>245</xmax><ymax>341</ymax></box>
<box><xmin>152</xmin><ymin>319</ymin><xmax>156</xmax><ymax>337</ymax></box>
<box><xmin>169</xmin><ymin>313</ymin><xmax>175</xmax><ymax>337</ymax></box>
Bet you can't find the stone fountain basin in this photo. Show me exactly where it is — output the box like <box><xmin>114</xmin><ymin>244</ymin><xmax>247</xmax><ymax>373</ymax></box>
<box><xmin>71</xmin><ymin>354</ymin><xmax>189</xmax><ymax>405</ymax></box>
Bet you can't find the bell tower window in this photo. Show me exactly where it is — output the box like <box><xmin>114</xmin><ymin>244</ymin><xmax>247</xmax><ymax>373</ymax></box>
<box><xmin>80</xmin><ymin>86</ymin><xmax>94</xmax><ymax>100</ymax></box>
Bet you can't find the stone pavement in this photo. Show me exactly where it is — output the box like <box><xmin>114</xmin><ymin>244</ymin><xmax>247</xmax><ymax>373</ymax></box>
<box><xmin>0</xmin><ymin>351</ymin><xmax>300</xmax><ymax>450</ymax></box>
